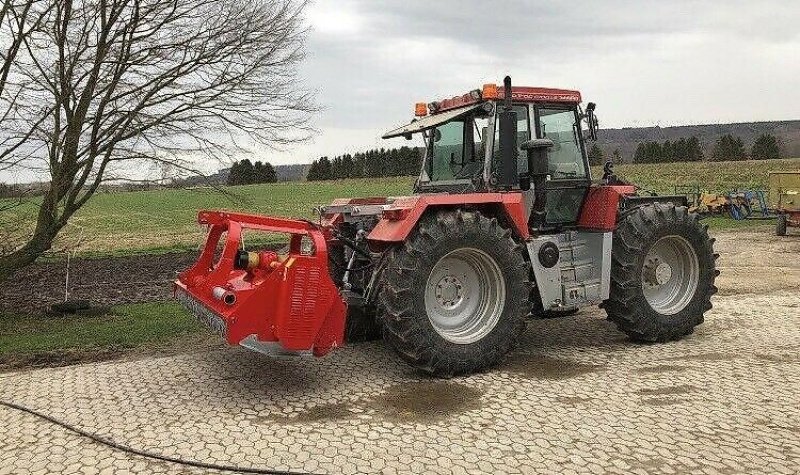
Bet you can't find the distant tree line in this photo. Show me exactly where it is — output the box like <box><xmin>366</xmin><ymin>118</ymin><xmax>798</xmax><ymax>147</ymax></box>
<box><xmin>634</xmin><ymin>137</ymin><xmax>704</xmax><ymax>163</ymax></box>
<box><xmin>587</xmin><ymin>145</ymin><xmax>621</xmax><ymax>166</ymax></box>
<box><xmin>631</xmin><ymin>133</ymin><xmax>783</xmax><ymax>164</ymax></box>
<box><xmin>227</xmin><ymin>159</ymin><xmax>277</xmax><ymax>186</ymax></box>
<box><xmin>710</xmin><ymin>133</ymin><xmax>782</xmax><ymax>161</ymax></box>
<box><xmin>307</xmin><ymin>146</ymin><xmax>422</xmax><ymax>181</ymax></box>
<box><xmin>748</xmin><ymin>134</ymin><xmax>781</xmax><ymax>161</ymax></box>
<box><xmin>0</xmin><ymin>183</ymin><xmax>28</xmax><ymax>199</ymax></box>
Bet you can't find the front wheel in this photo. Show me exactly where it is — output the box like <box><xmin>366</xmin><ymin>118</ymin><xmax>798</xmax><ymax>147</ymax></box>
<box><xmin>605</xmin><ymin>203</ymin><xmax>718</xmax><ymax>342</ymax></box>
<box><xmin>378</xmin><ymin>210</ymin><xmax>531</xmax><ymax>377</ymax></box>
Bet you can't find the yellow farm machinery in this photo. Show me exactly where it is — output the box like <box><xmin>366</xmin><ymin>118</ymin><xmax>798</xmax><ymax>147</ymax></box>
<box><xmin>770</xmin><ymin>172</ymin><xmax>800</xmax><ymax>236</ymax></box>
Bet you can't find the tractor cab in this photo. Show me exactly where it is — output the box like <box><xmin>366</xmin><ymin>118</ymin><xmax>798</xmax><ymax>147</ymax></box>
<box><xmin>382</xmin><ymin>81</ymin><xmax>599</xmax><ymax>227</ymax></box>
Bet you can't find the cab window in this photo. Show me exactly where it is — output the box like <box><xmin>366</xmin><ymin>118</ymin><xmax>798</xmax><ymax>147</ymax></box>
<box><xmin>537</xmin><ymin>108</ymin><xmax>587</xmax><ymax>179</ymax></box>
<box><xmin>428</xmin><ymin>115</ymin><xmax>488</xmax><ymax>182</ymax></box>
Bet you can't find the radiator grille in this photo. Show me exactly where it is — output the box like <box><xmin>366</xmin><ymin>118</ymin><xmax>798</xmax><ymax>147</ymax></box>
<box><xmin>287</xmin><ymin>266</ymin><xmax>324</xmax><ymax>340</ymax></box>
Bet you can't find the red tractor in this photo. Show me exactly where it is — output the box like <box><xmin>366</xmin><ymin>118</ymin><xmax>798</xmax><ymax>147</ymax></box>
<box><xmin>175</xmin><ymin>77</ymin><xmax>718</xmax><ymax>377</ymax></box>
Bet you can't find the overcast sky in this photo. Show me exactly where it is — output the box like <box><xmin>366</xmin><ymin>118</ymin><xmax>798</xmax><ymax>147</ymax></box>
<box><xmin>278</xmin><ymin>0</ymin><xmax>799</xmax><ymax>167</ymax></box>
<box><xmin>4</xmin><ymin>0</ymin><xmax>798</xmax><ymax>182</ymax></box>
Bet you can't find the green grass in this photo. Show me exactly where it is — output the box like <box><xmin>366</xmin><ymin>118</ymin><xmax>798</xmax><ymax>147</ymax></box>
<box><xmin>4</xmin><ymin>176</ymin><xmax>414</xmax><ymax>255</ymax></box>
<box><xmin>3</xmin><ymin>159</ymin><xmax>797</xmax><ymax>254</ymax></box>
<box><xmin>0</xmin><ymin>302</ymin><xmax>204</xmax><ymax>358</ymax></box>
<box><xmin>603</xmin><ymin>158</ymin><xmax>799</xmax><ymax>195</ymax></box>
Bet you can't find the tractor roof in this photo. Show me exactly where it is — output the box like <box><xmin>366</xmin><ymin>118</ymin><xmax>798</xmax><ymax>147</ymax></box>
<box><xmin>383</xmin><ymin>84</ymin><xmax>582</xmax><ymax>139</ymax></box>
<box><xmin>422</xmin><ymin>84</ymin><xmax>582</xmax><ymax>117</ymax></box>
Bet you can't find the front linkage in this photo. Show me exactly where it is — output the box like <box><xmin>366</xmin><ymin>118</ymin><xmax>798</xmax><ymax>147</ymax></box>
<box><xmin>175</xmin><ymin>211</ymin><xmax>347</xmax><ymax>357</ymax></box>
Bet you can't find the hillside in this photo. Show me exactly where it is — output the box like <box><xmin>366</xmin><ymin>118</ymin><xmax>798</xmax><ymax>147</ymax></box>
<box><xmin>3</xmin><ymin>158</ymin><xmax>797</xmax><ymax>255</ymax></box>
<box><xmin>251</xmin><ymin>120</ymin><xmax>800</xmax><ymax>181</ymax></box>
<box><xmin>597</xmin><ymin>120</ymin><xmax>800</xmax><ymax>162</ymax></box>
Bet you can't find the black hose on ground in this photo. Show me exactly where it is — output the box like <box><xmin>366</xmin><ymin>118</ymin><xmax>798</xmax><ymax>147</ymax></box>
<box><xmin>0</xmin><ymin>400</ymin><xmax>319</xmax><ymax>475</ymax></box>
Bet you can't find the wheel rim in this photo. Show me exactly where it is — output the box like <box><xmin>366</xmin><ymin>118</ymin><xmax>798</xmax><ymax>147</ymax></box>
<box><xmin>424</xmin><ymin>248</ymin><xmax>506</xmax><ymax>344</ymax></box>
<box><xmin>641</xmin><ymin>235</ymin><xmax>700</xmax><ymax>315</ymax></box>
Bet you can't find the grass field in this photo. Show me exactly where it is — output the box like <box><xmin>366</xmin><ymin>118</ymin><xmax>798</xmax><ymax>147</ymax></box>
<box><xmin>3</xmin><ymin>158</ymin><xmax>798</xmax><ymax>255</ymax></box>
<box><xmin>0</xmin><ymin>302</ymin><xmax>211</xmax><ymax>369</ymax></box>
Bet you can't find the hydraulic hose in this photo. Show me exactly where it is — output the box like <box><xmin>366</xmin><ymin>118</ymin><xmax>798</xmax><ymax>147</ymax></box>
<box><xmin>0</xmin><ymin>400</ymin><xmax>318</xmax><ymax>475</ymax></box>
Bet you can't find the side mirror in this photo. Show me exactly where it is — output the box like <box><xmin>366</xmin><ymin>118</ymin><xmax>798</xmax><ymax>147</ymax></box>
<box><xmin>585</xmin><ymin>102</ymin><xmax>598</xmax><ymax>141</ymax></box>
<box><xmin>496</xmin><ymin>76</ymin><xmax>518</xmax><ymax>189</ymax></box>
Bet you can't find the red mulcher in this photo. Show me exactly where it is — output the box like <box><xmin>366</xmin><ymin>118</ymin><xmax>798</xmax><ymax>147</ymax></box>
<box><xmin>175</xmin><ymin>76</ymin><xmax>718</xmax><ymax>377</ymax></box>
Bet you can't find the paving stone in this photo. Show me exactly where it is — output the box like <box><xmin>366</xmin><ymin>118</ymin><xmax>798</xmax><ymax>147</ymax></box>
<box><xmin>1</xmin><ymin>235</ymin><xmax>799</xmax><ymax>474</ymax></box>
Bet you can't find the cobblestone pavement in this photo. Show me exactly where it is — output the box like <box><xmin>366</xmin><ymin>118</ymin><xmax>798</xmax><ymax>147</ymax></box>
<box><xmin>1</xmin><ymin>232</ymin><xmax>799</xmax><ymax>475</ymax></box>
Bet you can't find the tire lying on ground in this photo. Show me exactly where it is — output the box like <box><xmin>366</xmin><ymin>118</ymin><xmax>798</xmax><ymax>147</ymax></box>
<box><xmin>378</xmin><ymin>210</ymin><xmax>531</xmax><ymax>377</ymax></box>
<box><xmin>776</xmin><ymin>214</ymin><xmax>788</xmax><ymax>236</ymax></box>
<box><xmin>604</xmin><ymin>202</ymin><xmax>719</xmax><ymax>342</ymax></box>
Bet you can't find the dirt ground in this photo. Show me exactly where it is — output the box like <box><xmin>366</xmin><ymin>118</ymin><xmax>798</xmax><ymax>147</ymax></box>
<box><xmin>1</xmin><ymin>227</ymin><xmax>798</xmax><ymax>474</ymax></box>
<box><xmin>712</xmin><ymin>229</ymin><xmax>800</xmax><ymax>297</ymax></box>
<box><xmin>0</xmin><ymin>251</ymin><xmax>198</xmax><ymax>314</ymax></box>
<box><xmin>2</xmin><ymin>227</ymin><xmax>798</xmax><ymax>314</ymax></box>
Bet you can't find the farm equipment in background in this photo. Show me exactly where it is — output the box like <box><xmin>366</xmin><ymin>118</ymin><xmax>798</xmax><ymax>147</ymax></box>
<box><xmin>726</xmin><ymin>189</ymin><xmax>771</xmax><ymax>221</ymax></box>
<box><xmin>700</xmin><ymin>193</ymin><xmax>730</xmax><ymax>215</ymax></box>
<box><xmin>770</xmin><ymin>171</ymin><xmax>800</xmax><ymax>236</ymax></box>
<box><xmin>676</xmin><ymin>185</ymin><xmax>772</xmax><ymax>221</ymax></box>
<box><xmin>676</xmin><ymin>185</ymin><xmax>728</xmax><ymax>216</ymax></box>
<box><xmin>175</xmin><ymin>76</ymin><xmax>718</xmax><ymax>377</ymax></box>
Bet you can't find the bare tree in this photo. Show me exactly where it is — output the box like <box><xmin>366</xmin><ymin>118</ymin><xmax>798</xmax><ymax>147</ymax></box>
<box><xmin>0</xmin><ymin>0</ymin><xmax>314</xmax><ymax>279</ymax></box>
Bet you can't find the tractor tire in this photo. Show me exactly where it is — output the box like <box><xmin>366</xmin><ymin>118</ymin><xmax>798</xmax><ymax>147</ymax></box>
<box><xmin>378</xmin><ymin>210</ymin><xmax>531</xmax><ymax>377</ymax></box>
<box><xmin>776</xmin><ymin>214</ymin><xmax>788</xmax><ymax>236</ymax></box>
<box><xmin>604</xmin><ymin>203</ymin><xmax>718</xmax><ymax>342</ymax></box>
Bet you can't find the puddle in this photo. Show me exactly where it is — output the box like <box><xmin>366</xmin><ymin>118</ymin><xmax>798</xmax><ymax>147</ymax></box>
<box><xmin>374</xmin><ymin>381</ymin><xmax>483</xmax><ymax>422</ymax></box>
<box><xmin>641</xmin><ymin>397</ymin><xmax>688</xmax><ymax>407</ymax></box>
<box><xmin>256</xmin><ymin>381</ymin><xmax>483</xmax><ymax>424</ymax></box>
<box><xmin>637</xmin><ymin>384</ymin><xmax>696</xmax><ymax>396</ymax></box>
<box><xmin>754</xmin><ymin>353</ymin><xmax>799</xmax><ymax>363</ymax></box>
<box><xmin>501</xmin><ymin>354</ymin><xmax>606</xmax><ymax>379</ymax></box>
<box><xmin>635</xmin><ymin>364</ymin><xmax>688</xmax><ymax>374</ymax></box>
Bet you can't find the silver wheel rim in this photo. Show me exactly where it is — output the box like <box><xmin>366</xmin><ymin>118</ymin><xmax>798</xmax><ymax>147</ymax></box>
<box><xmin>424</xmin><ymin>248</ymin><xmax>506</xmax><ymax>344</ymax></box>
<box><xmin>642</xmin><ymin>235</ymin><xmax>700</xmax><ymax>315</ymax></box>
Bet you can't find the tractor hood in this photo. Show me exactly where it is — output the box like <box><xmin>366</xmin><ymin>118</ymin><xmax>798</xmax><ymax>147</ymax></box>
<box><xmin>382</xmin><ymin>103</ymin><xmax>483</xmax><ymax>139</ymax></box>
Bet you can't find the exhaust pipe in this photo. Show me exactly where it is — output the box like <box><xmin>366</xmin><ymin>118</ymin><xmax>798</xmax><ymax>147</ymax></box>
<box><xmin>496</xmin><ymin>76</ymin><xmax>518</xmax><ymax>189</ymax></box>
<box><xmin>212</xmin><ymin>286</ymin><xmax>236</xmax><ymax>306</ymax></box>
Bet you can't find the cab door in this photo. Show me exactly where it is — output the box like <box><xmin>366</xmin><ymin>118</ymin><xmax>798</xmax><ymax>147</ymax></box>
<box><xmin>534</xmin><ymin>106</ymin><xmax>592</xmax><ymax>226</ymax></box>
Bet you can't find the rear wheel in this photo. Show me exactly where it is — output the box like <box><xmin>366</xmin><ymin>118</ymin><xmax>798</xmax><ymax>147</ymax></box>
<box><xmin>378</xmin><ymin>210</ymin><xmax>530</xmax><ymax>377</ymax></box>
<box><xmin>776</xmin><ymin>214</ymin><xmax>788</xmax><ymax>236</ymax></box>
<box><xmin>605</xmin><ymin>203</ymin><xmax>718</xmax><ymax>342</ymax></box>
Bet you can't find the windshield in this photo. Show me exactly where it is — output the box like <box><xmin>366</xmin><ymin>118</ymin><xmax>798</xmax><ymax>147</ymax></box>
<box><xmin>427</xmin><ymin>114</ymin><xmax>488</xmax><ymax>181</ymax></box>
<box><xmin>537</xmin><ymin>108</ymin><xmax>587</xmax><ymax>179</ymax></box>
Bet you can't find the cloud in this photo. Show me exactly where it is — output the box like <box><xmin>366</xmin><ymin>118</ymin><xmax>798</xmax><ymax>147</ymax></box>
<box><xmin>3</xmin><ymin>1</ymin><xmax>798</xmax><ymax>180</ymax></box>
<box><xmin>274</xmin><ymin>0</ymin><xmax>798</xmax><ymax>168</ymax></box>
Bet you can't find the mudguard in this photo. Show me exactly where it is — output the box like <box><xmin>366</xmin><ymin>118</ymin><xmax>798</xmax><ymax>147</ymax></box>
<box><xmin>367</xmin><ymin>192</ymin><xmax>531</xmax><ymax>243</ymax></box>
<box><xmin>174</xmin><ymin>211</ymin><xmax>346</xmax><ymax>356</ymax></box>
